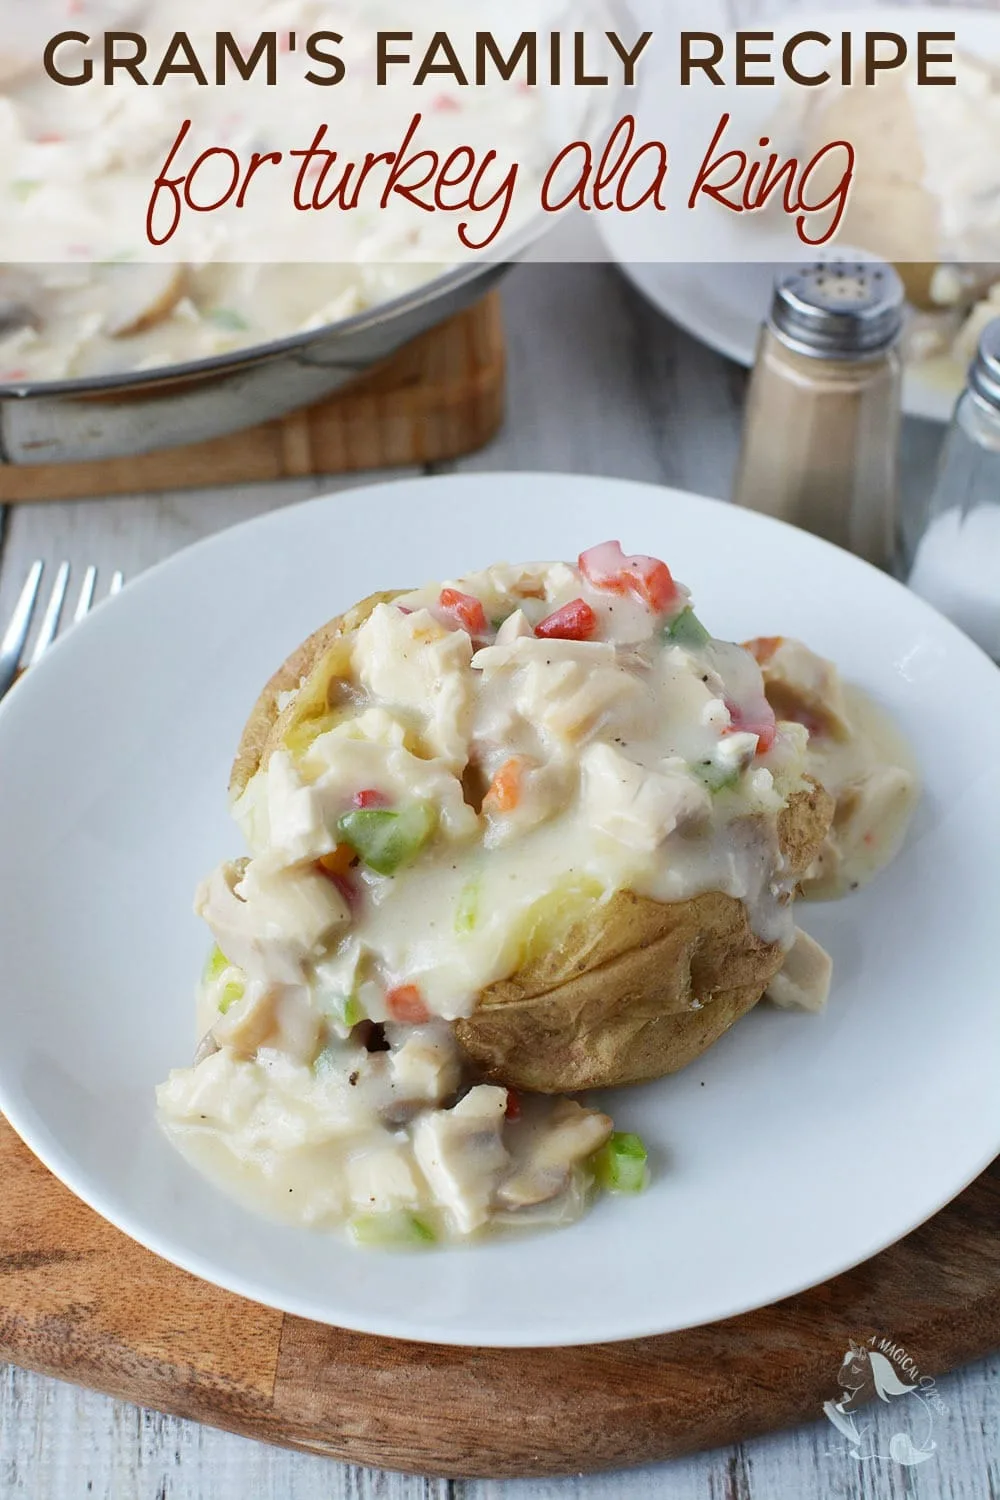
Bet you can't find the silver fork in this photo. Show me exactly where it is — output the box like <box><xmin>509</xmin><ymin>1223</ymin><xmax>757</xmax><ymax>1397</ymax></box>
<box><xmin>0</xmin><ymin>562</ymin><xmax>124</xmax><ymax>703</ymax></box>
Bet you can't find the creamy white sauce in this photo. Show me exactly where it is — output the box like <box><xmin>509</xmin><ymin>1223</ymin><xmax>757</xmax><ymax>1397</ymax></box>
<box><xmin>801</xmin><ymin>685</ymin><xmax>920</xmax><ymax>900</ymax></box>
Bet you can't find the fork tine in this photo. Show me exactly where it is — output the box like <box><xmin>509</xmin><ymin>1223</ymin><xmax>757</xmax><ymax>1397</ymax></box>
<box><xmin>73</xmin><ymin>565</ymin><xmax>97</xmax><ymax>625</ymax></box>
<box><xmin>0</xmin><ymin>561</ymin><xmax>44</xmax><ymax>701</ymax></box>
<box><xmin>0</xmin><ymin>561</ymin><xmax>125</xmax><ymax>706</ymax></box>
<box><xmin>28</xmin><ymin>561</ymin><xmax>70</xmax><ymax>668</ymax></box>
<box><xmin>1</xmin><ymin>561</ymin><xmax>43</xmax><ymax>657</ymax></box>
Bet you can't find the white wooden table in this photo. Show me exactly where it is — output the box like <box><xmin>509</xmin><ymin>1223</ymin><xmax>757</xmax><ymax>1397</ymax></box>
<box><xmin>0</xmin><ymin>263</ymin><xmax>996</xmax><ymax>1499</ymax></box>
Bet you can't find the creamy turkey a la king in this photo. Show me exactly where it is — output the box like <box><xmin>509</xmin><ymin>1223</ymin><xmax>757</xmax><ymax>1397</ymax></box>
<box><xmin>156</xmin><ymin>544</ymin><xmax>916</xmax><ymax>1248</ymax></box>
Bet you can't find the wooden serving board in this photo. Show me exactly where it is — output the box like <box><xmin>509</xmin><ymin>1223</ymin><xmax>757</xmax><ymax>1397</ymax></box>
<box><xmin>0</xmin><ymin>1117</ymin><xmax>996</xmax><ymax>1480</ymax></box>
<box><xmin>0</xmin><ymin>296</ymin><xmax>505</xmax><ymax>503</ymax></box>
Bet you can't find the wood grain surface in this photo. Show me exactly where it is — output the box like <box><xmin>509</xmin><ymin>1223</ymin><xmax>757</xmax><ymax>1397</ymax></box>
<box><xmin>0</xmin><ymin>1111</ymin><xmax>996</xmax><ymax>1481</ymax></box>
<box><xmin>0</xmin><ymin>296</ymin><xmax>505</xmax><ymax>503</ymax></box>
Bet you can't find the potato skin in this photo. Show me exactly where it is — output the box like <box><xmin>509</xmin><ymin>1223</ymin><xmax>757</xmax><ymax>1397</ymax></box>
<box><xmin>230</xmin><ymin>591</ymin><xmax>835</xmax><ymax>1094</ymax></box>
<box><xmin>455</xmin><ymin>787</ymin><xmax>833</xmax><ymax>1093</ymax></box>
<box><xmin>455</xmin><ymin>889</ymin><xmax>780</xmax><ymax>1092</ymax></box>
<box><xmin>230</xmin><ymin>591</ymin><xmax>403</xmax><ymax>798</ymax></box>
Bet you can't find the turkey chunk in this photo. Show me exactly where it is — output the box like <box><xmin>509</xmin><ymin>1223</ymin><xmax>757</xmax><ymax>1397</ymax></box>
<box><xmin>766</xmin><ymin>928</ymin><xmax>833</xmax><ymax>1013</ymax></box>
<box><xmin>351</xmin><ymin>604</ymin><xmax>473</xmax><ymax>772</ymax></box>
<box><xmin>195</xmin><ymin>860</ymin><xmax>349</xmax><ymax>986</ymax></box>
<box><xmin>412</xmin><ymin>1086</ymin><xmax>510</xmax><ymax>1234</ymax></box>
<box><xmin>581</xmin><ymin>744</ymin><xmax>710</xmax><ymax>853</ymax></box>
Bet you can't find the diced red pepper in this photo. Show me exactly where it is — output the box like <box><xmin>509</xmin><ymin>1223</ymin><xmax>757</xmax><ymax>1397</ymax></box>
<box><xmin>505</xmin><ymin>1090</ymin><xmax>522</xmax><ymax>1121</ymax></box>
<box><xmin>439</xmin><ymin>588</ymin><xmax>488</xmax><ymax>637</ymax></box>
<box><xmin>386</xmin><ymin>984</ymin><xmax>431</xmax><ymax>1025</ymax></box>
<box><xmin>726</xmin><ymin>700</ymin><xmax>777</xmax><ymax>755</ymax></box>
<box><xmin>432</xmin><ymin>93</ymin><xmax>462</xmax><ymax>112</ymax></box>
<box><xmin>753</xmin><ymin>720</ymin><xmax>777</xmax><ymax>755</ymax></box>
<box><xmin>579</xmin><ymin>541</ymin><xmax>679</xmax><ymax>614</ymax></box>
<box><xmin>354</xmin><ymin>789</ymin><xmax>388</xmax><ymax>809</ymax></box>
<box><xmin>534</xmin><ymin>599</ymin><xmax>597</xmax><ymax>642</ymax></box>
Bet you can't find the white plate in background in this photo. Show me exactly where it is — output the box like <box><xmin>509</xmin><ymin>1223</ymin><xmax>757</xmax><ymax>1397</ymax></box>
<box><xmin>600</xmin><ymin>6</ymin><xmax>1000</xmax><ymax>424</ymax></box>
<box><xmin>610</xmin><ymin>260</ymin><xmax>965</xmax><ymax>424</ymax></box>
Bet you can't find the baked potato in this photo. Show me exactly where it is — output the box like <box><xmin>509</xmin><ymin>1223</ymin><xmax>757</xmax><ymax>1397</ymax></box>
<box><xmin>159</xmin><ymin>545</ymin><xmax>918</xmax><ymax>1244</ymax></box>
<box><xmin>229</xmin><ymin>586</ymin><xmax>834</xmax><ymax>1095</ymax></box>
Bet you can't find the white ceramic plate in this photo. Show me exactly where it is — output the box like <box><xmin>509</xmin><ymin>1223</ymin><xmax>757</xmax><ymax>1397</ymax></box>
<box><xmin>0</xmin><ymin>473</ymin><xmax>998</xmax><ymax>1349</ymax></box>
<box><xmin>600</xmin><ymin>5</ymin><xmax>1000</xmax><ymax>425</ymax></box>
<box><xmin>606</xmin><ymin>260</ymin><xmax>965</xmax><ymax>425</ymax></box>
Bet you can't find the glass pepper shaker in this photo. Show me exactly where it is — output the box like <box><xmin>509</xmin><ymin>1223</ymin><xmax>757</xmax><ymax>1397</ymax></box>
<box><xmin>732</xmin><ymin>262</ymin><xmax>905</xmax><ymax>571</ymax></box>
<box><xmin>907</xmin><ymin>319</ymin><xmax>1000</xmax><ymax>663</ymax></box>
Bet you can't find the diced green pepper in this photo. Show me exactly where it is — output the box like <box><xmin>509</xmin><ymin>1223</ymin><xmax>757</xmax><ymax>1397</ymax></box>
<box><xmin>316</xmin><ymin>992</ymin><xmax>366</xmax><ymax>1040</ymax></box>
<box><xmin>455</xmin><ymin>879</ymin><xmax>481</xmax><ymax>934</ymax></box>
<box><xmin>337</xmin><ymin>802</ymin><xmax>436</xmax><ymax>876</ymax></box>
<box><xmin>666</xmin><ymin>608</ymin><xmax>711</xmax><ymax>648</ymax></box>
<box><xmin>592</xmin><ymin>1132</ymin><xmax>649</xmax><ymax>1195</ymax></box>
<box><xmin>218</xmin><ymin>980</ymin><xmax>244</xmax><ymax>1014</ymax></box>
<box><xmin>203</xmin><ymin>944</ymin><xmax>229</xmax><ymax>984</ymax></box>
<box><xmin>348</xmin><ymin>1211</ymin><xmax>437</xmax><ymax>1248</ymax></box>
<box><xmin>11</xmin><ymin>180</ymin><xmax>40</xmax><ymax>204</ymax></box>
<box><xmin>693</xmin><ymin>759</ymin><xmax>741</xmax><ymax>795</ymax></box>
<box><xmin>203</xmin><ymin>945</ymin><xmax>244</xmax><ymax>1012</ymax></box>
<box><xmin>344</xmin><ymin>994</ymin><xmax>365</xmax><ymax>1028</ymax></box>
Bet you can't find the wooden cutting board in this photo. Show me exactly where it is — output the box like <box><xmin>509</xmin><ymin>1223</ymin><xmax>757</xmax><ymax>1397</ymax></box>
<box><xmin>0</xmin><ymin>1116</ymin><xmax>996</xmax><ymax>1479</ymax></box>
<box><xmin>0</xmin><ymin>296</ymin><xmax>505</xmax><ymax>503</ymax></box>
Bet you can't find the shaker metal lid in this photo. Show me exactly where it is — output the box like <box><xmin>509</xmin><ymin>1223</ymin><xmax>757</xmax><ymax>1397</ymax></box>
<box><xmin>969</xmin><ymin>318</ymin><xmax>1000</xmax><ymax>409</ymax></box>
<box><xmin>770</xmin><ymin>262</ymin><xmax>905</xmax><ymax>358</ymax></box>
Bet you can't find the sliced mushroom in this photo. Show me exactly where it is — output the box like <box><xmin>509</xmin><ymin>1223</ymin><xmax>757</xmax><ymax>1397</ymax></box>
<box><xmin>412</xmin><ymin>1086</ymin><xmax>509</xmax><ymax>1235</ymax></box>
<box><xmin>766</xmin><ymin>928</ymin><xmax>833</xmax><ymax>1013</ymax></box>
<box><xmin>195</xmin><ymin>860</ymin><xmax>349</xmax><ymax>987</ymax></box>
<box><xmin>497</xmin><ymin>1100</ymin><xmax>613</xmax><ymax>1210</ymax></box>
<box><xmin>103</xmin><ymin>264</ymin><xmax>187</xmax><ymax>339</ymax></box>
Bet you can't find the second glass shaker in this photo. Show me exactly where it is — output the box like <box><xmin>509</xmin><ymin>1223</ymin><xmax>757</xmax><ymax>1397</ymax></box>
<box><xmin>906</xmin><ymin>319</ymin><xmax>1000</xmax><ymax>662</ymax></box>
<box><xmin>732</xmin><ymin>263</ymin><xmax>906</xmax><ymax>570</ymax></box>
